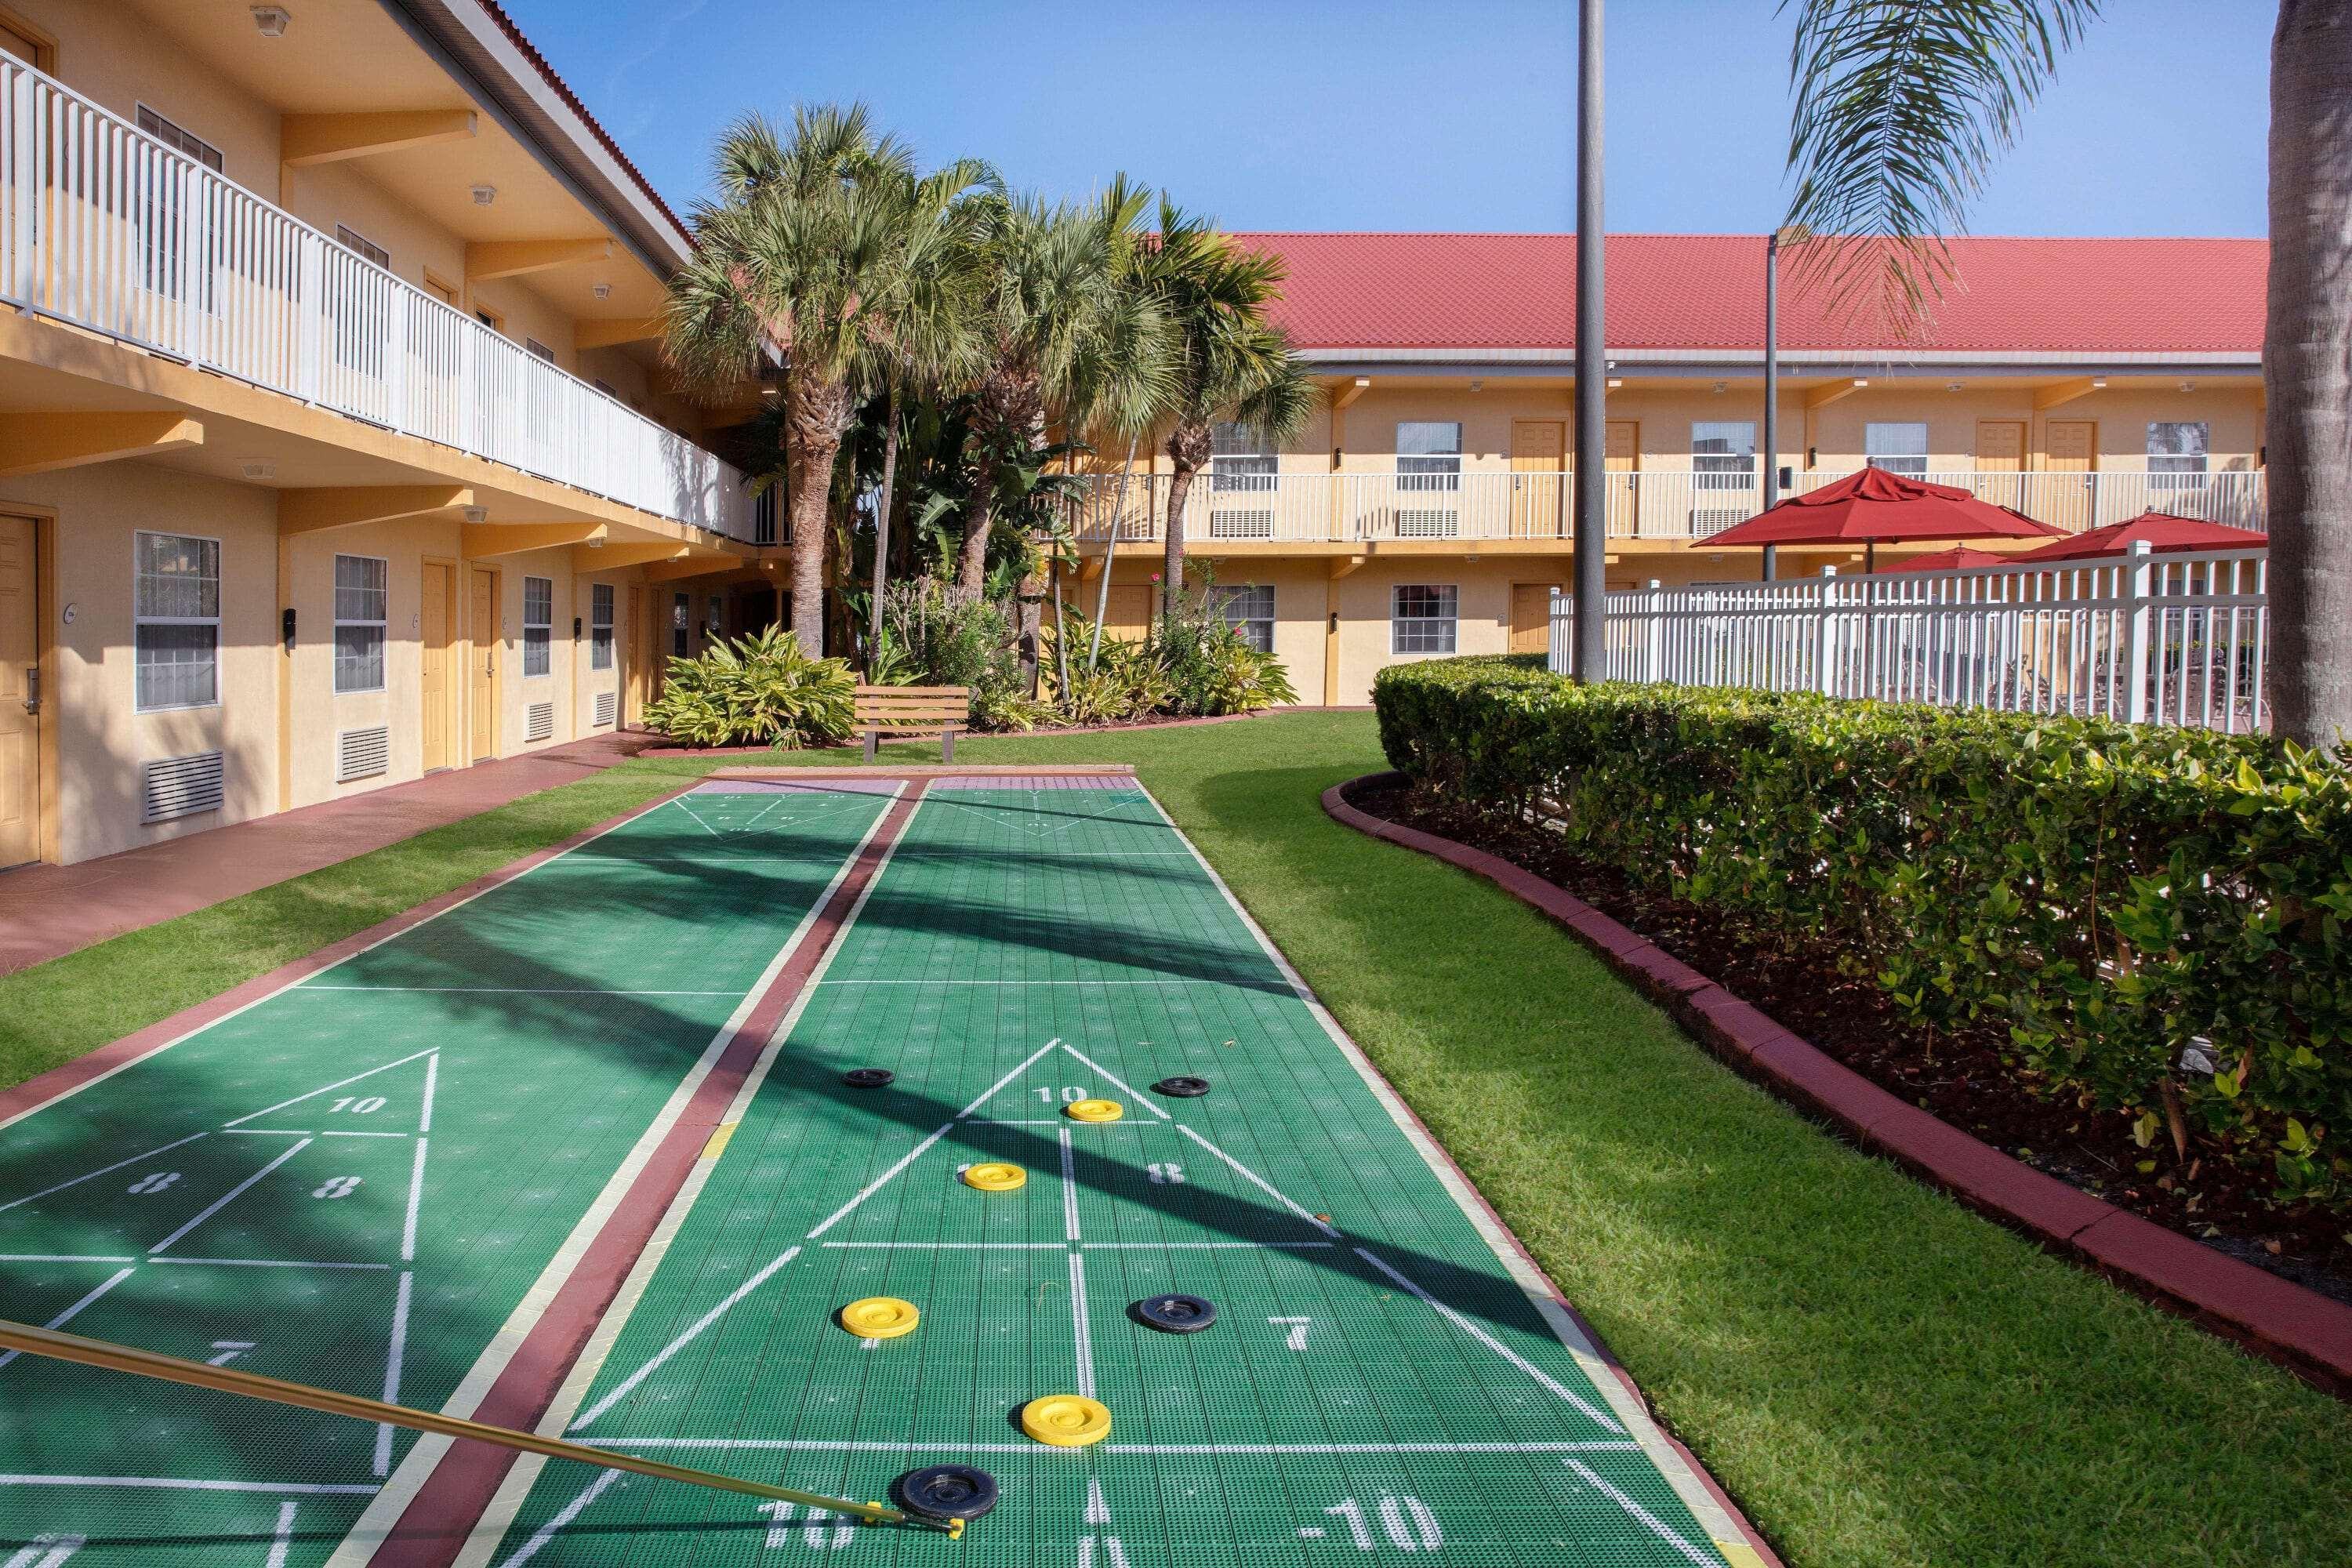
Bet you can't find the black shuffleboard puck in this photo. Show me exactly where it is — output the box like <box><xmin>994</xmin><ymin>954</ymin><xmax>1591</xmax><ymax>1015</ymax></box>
<box><xmin>843</xmin><ymin>1068</ymin><xmax>895</xmax><ymax>1089</ymax></box>
<box><xmin>895</xmin><ymin>1464</ymin><xmax>1000</xmax><ymax>1520</ymax></box>
<box><xmin>1151</xmin><ymin>1075</ymin><xmax>1211</xmax><ymax>1098</ymax></box>
<box><xmin>1131</xmin><ymin>1293</ymin><xmax>1218</xmax><ymax>1333</ymax></box>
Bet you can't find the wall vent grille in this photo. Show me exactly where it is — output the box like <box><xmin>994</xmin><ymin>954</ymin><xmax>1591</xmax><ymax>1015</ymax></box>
<box><xmin>525</xmin><ymin>702</ymin><xmax>554</xmax><ymax>742</ymax></box>
<box><xmin>336</xmin><ymin>725</ymin><xmax>390</xmax><ymax>784</ymax></box>
<box><xmin>593</xmin><ymin>691</ymin><xmax>617</xmax><ymax>728</ymax></box>
<box><xmin>142</xmin><ymin>751</ymin><xmax>225</xmax><ymax>825</ymax></box>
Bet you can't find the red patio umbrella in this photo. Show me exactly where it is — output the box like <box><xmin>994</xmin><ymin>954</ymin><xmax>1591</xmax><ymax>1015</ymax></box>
<box><xmin>1706</xmin><ymin>466</ymin><xmax>2063</xmax><ymax>573</ymax></box>
<box><xmin>2015</xmin><ymin>510</ymin><xmax>2267</xmax><ymax>562</ymax></box>
<box><xmin>1883</xmin><ymin>545</ymin><xmax>2013</xmax><ymax>573</ymax></box>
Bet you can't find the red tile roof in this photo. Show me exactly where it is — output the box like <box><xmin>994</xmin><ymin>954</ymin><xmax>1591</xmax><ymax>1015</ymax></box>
<box><xmin>1233</xmin><ymin>234</ymin><xmax>2267</xmax><ymax>357</ymax></box>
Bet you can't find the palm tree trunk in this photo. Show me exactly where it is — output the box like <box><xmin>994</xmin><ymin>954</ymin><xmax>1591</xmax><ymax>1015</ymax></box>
<box><xmin>869</xmin><ymin>383</ymin><xmax>901</xmax><ymax>675</ymax></box>
<box><xmin>1161</xmin><ymin>459</ymin><xmax>1197</xmax><ymax>612</ymax></box>
<box><xmin>956</xmin><ymin>486</ymin><xmax>994</xmax><ymax>597</ymax></box>
<box><xmin>1050</xmin><ymin>556</ymin><xmax>1069</xmax><ymax>698</ymax></box>
<box><xmin>1087</xmin><ymin>437</ymin><xmax>1141</xmax><ymax>670</ymax></box>
<box><xmin>2265</xmin><ymin>0</ymin><xmax>2352</xmax><ymax>749</ymax></box>
<box><xmin>783</xmin><ymin>372</ymin><xmax>852</xmax><ymax>656</ymax></box>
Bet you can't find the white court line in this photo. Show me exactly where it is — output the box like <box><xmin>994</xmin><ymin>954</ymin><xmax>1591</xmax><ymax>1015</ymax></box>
<box><xmin>264</xmin><ymin>1501</ymin><xmax>301</xmax><ymax>1568</ymax></box>
<box><xmin>0</xmin><ymin>1267</ymin><xmax>134</xmax><ymax>1370</ymax></box>
<box><xmin>967</xmin><ymin>1117</ymin><xmax>1154</xmax><ymax>1126</ymax></box>
<box><xmin>321</xmin><ymin>1131</ymin><xmax>408</xmax><ymax>1139</ymax></box>
<box><xmin>0</xmin><ymin>1475</ymin><xmax>379</xmax><ymax>1495</ymax></box>
<box><xmin>1059</xmin><ymin>1044</ymin><xmax>1173</xmax><ymax>1119</ymax></box>
<box><xmin>0</xmin><ymin>1254</ymin><xmax>136</xmax><ymax>1263</ymax></box>
<box><xmin>1562</xmin><ymin>1458</ymin><xmax>1719</xmax><ymax>1568</ymax></box>
<box><xmin>296</xmin><ymin>988</ymin><xmax>742</xmax><ymax>996</ymax></box>
<box><xmin>800</xmin><ymin>1037</ymin><xmax>1065</xmax><ymax>1242</ymax></box>
<box><xmin>148</xmin><ymin>1138</ymin><xmax>311</xmax><ymax>1254</ymax></box>
<box><xmin>331</xmin><ymin>786</ymin><xmax>907</xmax><ymax>1568</ymax></box>
<box><xmin>150</xmin><ymin>1258</ymin><xmax>387</xmax><ymax>1271</ymax></box>
<box><xmin>0</xmin><ymin>1133</ymin><xmax>211</xmax><ymax>1214</ymax></box>
<box><xmin>820</xmin><ymin>1240</ymin><xmax>1063</xmax><ymax>1250</ymax></box>
<box><xmin>1060</xmin><ymin>1127</ymin><xmax>1080</xmax><ymax>1241</ymax></box>
<box><xmin>418</xmin><ymin>1051</ymin><xmax>439</xmax><ymax>1135</ymax></box>
<box><xmin>1081</xmin><ymin>1240</ymin><xmax>1334</xmax><ymax>1250</ymax></box>
<box><xmin>223</xmin><ymin>1053</ymin><xmax>435</xmax><ymax>1128</ymax></box>
<box><xmin>815</xmin><ymin>978</ymin><xmax>1232</xmax><ymax>986</ymax></box>
<box><xmin>564</xmin><ymin>1248</ymin><xmax>801</xmax><ymax>1432</ymax></box>
<box><xmin>1068</xmin><ymin>1250</ymin><xmax>1095</xmax><ymax>1399</ymax></box>
<box><xmin>671</xmin><ymin>797</ymin><xmax>723</xmax><ymax>838</ymax></box>
<box><xmin>494</xmin><ymin>1468</ymin><xmax>621</xmax><ymax>1568</ymax></box>
<box><xmin>1352</xmin><ymin>1247</ymin><xmax>1624</xmax><ymax>1433</ymax></box>
<box><xmin>225</xmin><ymin>1129</ymin><xmax>310</xmax><ymax>1136</ymax></box>
<box><xmin>577</xmin><ymin>1437</ymin><xmax>1644</xmax><ymax>1456</ymax></box>
<box><xmin>5</xmin><ymin>1533</ymin><xmax>86</xmax><ymax>1568</ymax></box>
<box><xmin>375</xmin><ymin>1271</ymin><xmax>415</xmax><ymax>1477</ymax></box>
<box><xmin>401</xmin><ymin>1139</ymin><xmax>430</xmax><ymax>1262</ymax></box>
<box><xmin>1171</xmin><ymin>1124</ymin><xmax>1336</xmax><ymax>1235</ymax></box>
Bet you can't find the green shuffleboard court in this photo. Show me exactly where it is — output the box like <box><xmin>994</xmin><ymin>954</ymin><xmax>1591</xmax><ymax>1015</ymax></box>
<box><xmin>474</xmin><ymin>781</ymin><xmax>1753</xmax><ymax>1568</ymax></box>
<box><xmin>0</xmin><ymin>782</ymin><xmax>897</xmax><ymax>1567</ymax></box>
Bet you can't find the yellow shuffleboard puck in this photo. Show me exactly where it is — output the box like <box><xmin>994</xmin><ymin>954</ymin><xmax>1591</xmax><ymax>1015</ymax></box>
<box><xmin>1064</xmin><ymin>1098</ymin><xmax>1123</xmax><ymax>1123</ymax></box>
<box><xmin>838</xmin><ymin>1297</ymin><xmax>920</xmax><ymax>1338</ymax></box>
<box><xmin>962</xmin><ymin>1162</ymin><xmax>1026</xmax><ymax>1192</ymax></box>
<box><xmin>1021</xmin><ymin>1394</ymin><xmax>1112</xmax><ymax>1447</ymax></box>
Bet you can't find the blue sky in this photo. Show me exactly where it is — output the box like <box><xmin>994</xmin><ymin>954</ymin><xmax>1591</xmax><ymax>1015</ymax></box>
<box><xmin>501</xmin><ymin>0</ymin><xmax>2271</xmax><ymax>237</ymax></box>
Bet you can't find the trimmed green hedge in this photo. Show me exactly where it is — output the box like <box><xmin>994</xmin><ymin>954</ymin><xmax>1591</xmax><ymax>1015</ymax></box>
<box><xmin>1374</xmin><ymin>656</ymin><xmax>2352</xmax><ymax>1207</ymax></box>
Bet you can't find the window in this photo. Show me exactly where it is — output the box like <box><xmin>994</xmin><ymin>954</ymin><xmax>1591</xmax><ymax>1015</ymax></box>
<box><xmin>590</xmin><ymin>583</ymin><xmax>615</xmax><ymax>671</ymax></box>
<box><xmin>2148</xmin><ymin>422</ymin><xmax>2209</xmax><ymax>489</ymax></box>
<box><xmin>1391</xmin><ymin>584</ymin><xmax>1457</xmax><ymax>655</ymax></box>
<box><xmin>706</xmin><ymin>593</ymin><xmax>724</xmax><ymax>641</ymax></box>
<box><xmin>672</xmin><ymin>592</ymin><xmax>690</xmax><ymax>658</ymax></box>
<box><xmin>1397</xmin><ymin>422</ymin><xmax>1462</xmax><ymax>492</ymax></box>
<box><xmin>1692</xmin><ymin>421</ymin><xmax>1758</xmax><ymax>492</ymax></box>
<box><xmin>134</xmin><ymin>106</ymin><xmax>224</xmax><ymax>172</ymax></box>
<box><xmin>474</xmin><ymin>307</ymin><xmax>503</xmax><ymax>334</ymax></box>
<box><xmin>134</xmin><ymin>107</ymin><xmax>222</xmax><ymax>306</ymax></box>
<box><xmin>525</xmin><ymin>338</ymin><xmax>556</xmax><ymax>364</ymax></box>
<box><xmin>524</xmin><ymin>339</ymin><xmax>557</xmax><ymax>442</ymax></box>
<box><xmin>1210</xmin><ymin>423</ymin><xmax>1276</xmax><ymax>493</ymax></box>
<box><xmin>334</xmin><ymin>224</ymin><xmax>389</xmax><ymax>270</ymax></box>
<box><xmin>134</xmin><ymin>532</ymin><xmax>220</xmax><ymax>712</ymax></box>
<box><xmin>1218</xmin><ymin>584</ymin><xmax>1275</xmax><ymax>654</ymax></box>
<box><xmin>522</xmin><ymin>576</ymin><xmax>552</xmax><ymax>677</ymax></box>
<box><xmin>1865</xmin><ymin>423</ymin><xmax>1929</xmax><ymax>477</ymax></box>
<box><xmin>332</xmin><ymin>554</ymin><xmax>387</xmax><ymax>694</ymax></box>
<box><xmin>592</xmin><ymin>378</ymin><xmax>618</xmax><ymax>398</ymax></box>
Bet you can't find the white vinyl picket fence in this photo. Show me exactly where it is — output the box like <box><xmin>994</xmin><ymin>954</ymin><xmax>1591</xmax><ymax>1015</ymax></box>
<box><xmin>1548</xmin><ymin>542</ymin><xmax>2269</xmax><ymax>733</ymax></box>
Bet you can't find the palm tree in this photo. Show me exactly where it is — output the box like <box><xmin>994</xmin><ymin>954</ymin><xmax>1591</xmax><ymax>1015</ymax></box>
<box><xmin>1142</xmin><ymin>199</ymin><xmax>1316</xmax><ymax>609</ymax></box>
<box><xmin>955</xmin><ymin>183</ymin><xmax>1174</xmax><ymax>598</ymax></box>
<box><xmin>1782</xmin><ymin>0</ymin><xmax>2351</xmax><ymax>748</ymax></box>
<box><xmin>663</xmin><ymin>103</ymin><xmax>949</xmax><ymax>658</ymax></box>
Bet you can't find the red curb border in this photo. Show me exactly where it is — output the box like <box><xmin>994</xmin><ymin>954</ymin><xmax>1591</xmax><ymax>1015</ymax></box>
<box><xmin>368</xmin><ymin>783</ymin><xmax>927</xmax><ymax>1567</ymax></box>
<box><xmin>0</xmin><ymin>781</ymin><xmax>702</xmax><ymax>1128</ymax></box>
<box><xmin>1323</xmin><ymin>773</ymin><xmax>2352</xmax><ymax>1399</ymax></box>
<box><xmin>632</xmin><ymin>708</ymin><xmax>1315</xmax><ymax>757</ymax></box>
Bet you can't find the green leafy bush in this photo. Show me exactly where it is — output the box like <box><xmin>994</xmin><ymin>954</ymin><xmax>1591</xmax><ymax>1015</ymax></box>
<box><xmin>642</xmin><ymin>626</ymin><xmax>856</xmax><ymax>749</ymax></box>
<box><xmin>1149</xmin><ymin>586</ymin><xmax>1301</xmax><ymax>716</ymax></box>
<box><xmin>1374</xmin><ymin>656</ymin><xmax>2352</xmax><ymax>1207</ymax></box>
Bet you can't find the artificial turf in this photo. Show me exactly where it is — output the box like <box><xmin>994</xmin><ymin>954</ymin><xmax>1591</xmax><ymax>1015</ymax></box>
<box><xmin>2</xmin><ymin>711</ymin><xmax>2346</xmax><ymax>1566</ymax></box>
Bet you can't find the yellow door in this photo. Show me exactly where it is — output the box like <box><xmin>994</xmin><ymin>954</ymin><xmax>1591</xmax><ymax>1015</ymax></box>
<box><xmin>419</xmin><ymin>562</ymin><xmax>455</xmax><ymax>773</ymax></box>
<box><xmin>2045</xmin><ymin>419</ymin><xmax>2096</xmax><ymax>532</ymax></box>
<box><xmin>1974</xmin><ymin>419</ymin><xmax>2027</xmax><ymax>510</ymax></box>
<box><xmin>1603</xmin><ymin>419</ymin><xmax>1639</xmax><ymax>535</ymax></box>
<box><xmin>1510</xmin><ymin>420</ymin><xmax>1566</xmax><ymax>537</ymax></box>
<box><xmin>624</xmin><ymin>586</ymin><xmax>648</xmax><ymax>725</ymax></box>
<box><xmin>0</xmin><ymin>517</ymin><xmax>40</xmax><ymax>869</ymax></box>
<box><xmin>1103</xmin><ymin>586</ymin><xmax>1153</xmax><ymax>644</ymax></box>
<box><xmin>469</xmin><ymin>567</ymin><xmax>499</xmax><ymax>762</ymax></box>
<box><xmin>1509</xmin><ymin>583</ymin><xmax>1559</xmax><ymax>655</ymax></box>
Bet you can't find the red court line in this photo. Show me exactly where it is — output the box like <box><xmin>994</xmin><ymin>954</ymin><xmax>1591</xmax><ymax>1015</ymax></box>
<box><xmin>368</xmin><ymin>781</ymin><xmax>928</xmax><ymax>1567</ymax></box>
<box><xmin>0</xmin><ymin>781</ymin><xmax>702</xmax><ymax>1131</ymax></box>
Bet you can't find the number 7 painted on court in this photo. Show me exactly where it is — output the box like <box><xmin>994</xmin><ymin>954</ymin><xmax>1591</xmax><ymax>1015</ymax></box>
<box><xmin>1269</xmin><ymin>1316</ymin><xmax>1312</xmax><ymax>1351</ymax></box>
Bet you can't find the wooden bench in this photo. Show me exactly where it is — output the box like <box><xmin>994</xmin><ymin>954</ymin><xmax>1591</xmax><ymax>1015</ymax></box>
<box><xmin>854</xmin><ymin>684</ymin><xmax>969</xmax><ymax>762</ymax></box>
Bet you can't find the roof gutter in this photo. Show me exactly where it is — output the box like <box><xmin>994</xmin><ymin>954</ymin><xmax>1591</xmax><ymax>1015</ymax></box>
<box><xmin>374</xmin><ymin>0</ymin><xmax>695</xmax><ymax>281</ymax></box>
<box><xmin>1297</xmin><ymin>347</ymin><xmax>2262</xmax><ymax>376</ymax></box>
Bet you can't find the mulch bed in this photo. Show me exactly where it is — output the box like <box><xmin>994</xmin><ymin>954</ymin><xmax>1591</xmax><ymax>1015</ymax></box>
<box><xmin>1350</xmin><ymin>776</ymin><xmax>2352</xmax><ymax>1308</ymax></box>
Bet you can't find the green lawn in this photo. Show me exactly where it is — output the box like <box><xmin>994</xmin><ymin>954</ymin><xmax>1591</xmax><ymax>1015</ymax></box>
<box><xmin>5</xmin><ymin>712</ymin><xmax>2347</xmax><ymax>1566</ymax></box>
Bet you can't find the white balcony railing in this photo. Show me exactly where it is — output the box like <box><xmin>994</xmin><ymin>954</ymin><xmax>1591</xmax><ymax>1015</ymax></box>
<box><xmin>0</xmin><ymin>57</ymin><xmax>759</xmax><ymax>541</ymax></box>
<box><xmin>1548</xmin><ymin>544</ymin><xmax>2269</xmax><ymax>733</ymax></box>
<box><xmin>1064</xmin><ymin>466</ymin><xmax>2267</xmax><ymax>545</ymax></box>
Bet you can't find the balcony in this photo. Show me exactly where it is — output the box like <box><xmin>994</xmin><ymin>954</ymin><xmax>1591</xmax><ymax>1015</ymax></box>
<box><xmin>0</xmin><ymin>56</ymin><xmax>757</xmax><ymax>542</ymax></box>
<box><xmin>1067</xmin><ymin>466</ymin><xmax>2267</xmax><ymax>545</ymax></box>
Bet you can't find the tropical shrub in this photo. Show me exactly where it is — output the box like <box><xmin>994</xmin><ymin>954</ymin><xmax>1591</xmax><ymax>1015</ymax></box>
<box><xmin>642</xmin><ymin>626</ymin><xmax>856</xmax><ymax>749</ymax></box>
<box><xmin>1374</xmin><ymin>656</ymin><xmax>2352</xmax><ymax>1208</ymax></box>
<box><xmin>1149</xmin><ymin>586</ymin><xmax>1299</xmax><ymax>716</ymax></box>
<box><xmin>872</xmin><ymin>578</ymin><xmax>1038</xmax><ymax>731</ymax></box>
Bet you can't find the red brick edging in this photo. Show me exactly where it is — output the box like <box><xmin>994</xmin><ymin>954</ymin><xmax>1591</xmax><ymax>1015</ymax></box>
<box><xmin>1323</xmin><ymin>772</ymin><xmax>2352</xmax><ymax>1398</ymax></box>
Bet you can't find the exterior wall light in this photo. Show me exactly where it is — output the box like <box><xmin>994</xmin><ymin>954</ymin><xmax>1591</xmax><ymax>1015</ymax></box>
<box><xmin>470</xmin><ymin>184</ymin><xmax>497</xmax><ymax>206</ymax></box>
<box><xmin>252</xmin><ymin>7</ymin><xmax>292</xmax><ymax>37</ymax></box>
<box><xmin>463</xmin><ymin>506</ymin><xmax>488</xmax><ymax>524</ymax></box>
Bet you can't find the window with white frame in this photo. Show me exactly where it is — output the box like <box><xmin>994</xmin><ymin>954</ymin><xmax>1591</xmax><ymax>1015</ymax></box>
<box><xmin>522</xmin><ymin>576</ymin><xmax>553</xmax><ymax>677</ymax></box>
<box><xmin>1218</xmin><ymin>584</ymin><xmax>1275</xmax><ymax>653</ymax></box>
<box><xmin>134</xmin><ymin>107</ymin><xmax>222</xmax><ymax>304</ymax></box>
<box><xmin>332</xmin><ymin>554</ymin><xmax>387</xmax><ymax>693</ymax></box>
<box><xmin>334</xmin><ymin>224</ymin><xmax>389</xmax><ymax>269</ymax></box>
<box><xmin>1397</xmin><ymin>422</ymin><xmax>1463</xmax><ymax>492</ymax></box>
<box><xmin>590</xmin><ymin>583</ymin><xmax>615</xmax><ymax>671</ymax></box>
<box><xmin>1391</xmin><ymin>584</ymin><xmax>1457</xmax><ymax>655</ymax></box>
<box><xmin>1692</xmin><ymin>421</ymin><xmax>1757</xmax><ymax>491</ymax></box>
<box><xmin>135</xmin><ymin>106</ymin><xmax>223</xmax><ymax>171</ymax></box>
<box><xmin>2148</xmin><ymin>422</ymin><xmax>2210</xmax><ymax>489</ymax></box>
<box><xmin>1210</xmin><ymin>423</ymin><xmax>1276</xmax><ymax>493</ymax></box>
<box><xmin>134</xmin><ymin>532</ymin><xmax>220</xmax><ymax>712</ymax></box>
<box><xmin>525</xmin><ymin>338</ymin><xmax>556</xmax><ymax>364</ymax></box>
<box><xmin>1865</xmin><ymin>422</ymin><xmax>1930</xmax><ymax>477</ymax></box>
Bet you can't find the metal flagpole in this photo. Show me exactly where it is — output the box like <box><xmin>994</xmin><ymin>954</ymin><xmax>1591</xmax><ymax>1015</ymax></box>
<box><xmin>1762</xmin><ymin>230</ymin><xmax>1780</xmax><ymax>583</ymax></box>
<box><xmin>1571</xmin><ymin>0</ymin><xmax>1607</xmax><ymax>681</ymax></box>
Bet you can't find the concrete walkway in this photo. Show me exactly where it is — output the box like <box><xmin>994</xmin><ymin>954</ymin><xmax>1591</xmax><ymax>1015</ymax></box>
<box><xmin>0</xmin><ymin>732</ymin><xmax>654</xmax><ymax>976</ymax></box>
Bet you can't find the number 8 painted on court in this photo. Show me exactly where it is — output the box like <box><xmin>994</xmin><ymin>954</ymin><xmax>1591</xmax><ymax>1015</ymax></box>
<box><xmin>312</xmin><ymin>1176</ymin><xmax>363</xmax><ymax>1200</ymax></box>
<box><xmin>126</xmin><ymin>1171</ymin><xmax>181</xmax><ymax>1194</ymax></box>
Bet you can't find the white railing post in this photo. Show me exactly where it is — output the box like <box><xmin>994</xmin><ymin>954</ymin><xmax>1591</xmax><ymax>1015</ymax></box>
<box><xmin>1814</xmin><ymin>566</ymin><xmax>1838</xmax><ymax>695</ymax></box>
<box><xmin>7</xmin><ymin>64</ymin><xmax>33</xmax><ymax>304</ymax></box>
<box><xmin>2122</xmin><ymin>538</ymin><xmax>2154</xmax><ymax>724</ymax></box>
<box><xmin>293</xmin><ymin>230</ymin><xmax>323</xmax><ymax>404</ymax></box>
<box><xmin>1643</xmin><ymin>579</ymin><xmax>1664</xmax><ymax>683</ymax></box>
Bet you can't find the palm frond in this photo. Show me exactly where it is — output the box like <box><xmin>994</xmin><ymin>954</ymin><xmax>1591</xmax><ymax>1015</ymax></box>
<box><xmin>1782</xmin><ymin>0</ymin><xmax>2098</xmax><ymax>332</ymax></box>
